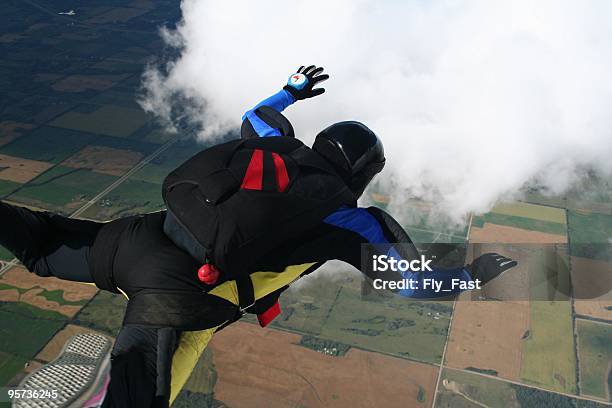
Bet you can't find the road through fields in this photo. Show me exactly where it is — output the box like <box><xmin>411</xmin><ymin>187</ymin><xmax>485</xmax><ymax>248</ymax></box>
<box><xmin>0</xmin><ymin>135</ymin><xmax>181</xmax><ymax>277</ymax></box>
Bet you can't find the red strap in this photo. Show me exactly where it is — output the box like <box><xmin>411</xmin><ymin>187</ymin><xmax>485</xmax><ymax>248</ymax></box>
<box><xmin>271</xmin><ymin>152</ymin><xmax>289</xmax><ymax>192</ymax></box>
<box><xmin>241</xmin><ymin>149</ymin><xmax>264</xmax><ymax>190</ymax></box>
<box><xmin>257</xmin><ymin>301</ymin><xmax>281</xmax><ymax>327</ymax></box>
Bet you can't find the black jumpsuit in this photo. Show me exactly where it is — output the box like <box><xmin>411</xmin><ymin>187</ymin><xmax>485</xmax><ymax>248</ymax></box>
<box><xmin>0</xmin><ymin>201</ymin><xmax>455</xmax><ymax>407</ymax></box>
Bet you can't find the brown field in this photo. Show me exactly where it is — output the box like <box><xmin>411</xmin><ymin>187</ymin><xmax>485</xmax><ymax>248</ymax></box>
<box><xmin>445</xmin><ymin>300</ymin><xmax>530</xmax><ymax>380</ymax></box>
<box><xmin>62</xmin><ymin>145</ymin><xmax>143</xmax><ymax>176</ymax></box>
<box><xmin>0</xmin><ymin>267</ymin><xmax>98</xmax><ymax>318</ymax></box>
<box><xmin>470</xmin><ymin>223</ymin><xmax>567</xmax><ymax>244</ymax></box>
<box><xmin>209</xmin><ymin>322</ymin><xmax>438</xmax><ymax>408</ymax></box>
<box><xmin>572</xmin><ymin>256</ymin><xmax>612</xmax><ymax>321</ymax></box>
<box><xmin>0</xmin><ymin>154</ymin><xmax>53</xmax><ymax>183</ymax></box>
<box><xmin>52</xmin><ymin>74</ymin><xmax>130</xmax><ymax>92</ymax></box>
<box><xmin>0</xmin><ymin>121</ymin><xmax>35</xmax><ymax>147</ymax></box>
<box><xmin>36</xmin><ymin>324</ymin><xmax>107</xmax><ymax>363</ymax></box>
<box><xmin>0</xmin><ymin>288</ymin><xmax>20</xmax><ymax>302</ymax></box>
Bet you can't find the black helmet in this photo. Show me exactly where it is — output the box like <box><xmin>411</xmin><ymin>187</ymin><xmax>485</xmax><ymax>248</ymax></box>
<box><xmin>312</xmin><ymin>121</ymin><xmax>385</xmax><ymax>198</ymax></box>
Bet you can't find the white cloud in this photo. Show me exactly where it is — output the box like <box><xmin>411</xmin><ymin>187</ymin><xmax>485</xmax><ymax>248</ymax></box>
<box><xmin>140</xmin><ymin>0</ymin><xmax>612</xmax><ymax>221</ymax></box>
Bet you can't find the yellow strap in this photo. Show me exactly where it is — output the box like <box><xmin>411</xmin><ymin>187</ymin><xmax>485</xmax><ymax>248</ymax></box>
<box><xmin>168</xmin><ymin>262</ymin><xmax>316</xmax><ymax>405</ymax></box>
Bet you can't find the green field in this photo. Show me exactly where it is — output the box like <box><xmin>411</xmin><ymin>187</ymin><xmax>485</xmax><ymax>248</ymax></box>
<box><xmin>172</xmin><ymin>390</ymin><xmax>216</xmax><ymax>408</ymax></box>
<box><xmin>0</xmin><ymin>246</ymin><xmax>13</xmax><ymax>262</ymax></box>
<box><xmin>437</xmin><ymin>368</ymin><xmax>520</xmax><ymax>408</ymax></box>
<box><xmin>524</xmin><ymin>176</ymin><xmax>612</xmax><ymax>214</ymax></box>
<box><xmin>0</xmin><ymin>94</ymin><xmax>79</xmax><ymax>125</ymax></box>
<box><xmin>141</xmin><ymin>128</ymin><xmax>178</xmax><ymax>144</ymax></box>
<box><xmin>437</xmin><ymin>368</ymin><xmax>607</xmax><ymax>408</ymax></box>
<box><xmin>0</xmin><ymin>302</ymin><xmax>66</xmax><ymax>386</ymax></box>
<box><xmin>521</xmin><ymin>247</ymin><xmax>575</xmax><ymax>393</ymax></box>
<box><xmin>92</xmin><ymin>134</ymin><xmax>158</xmax><ymax>156</ymax></box>
<box><xmin>49</xmin><ymin>104</ymin><xmax>148</xmax><ymax>138</ymax></box>
<box><xmin>521</xmin><ymin>300</ymin><xmax>576</xmax><ymax>394</ymax></box>
<box><xmin>577</xmin><ymin>320</ymin><xmax>612</xmax><ymax>400</ymax></box>
<box><xmin>0</xmin><ymin>126</ymin><xmax>96</xmax><ymax>164</ymax></box>
<box><xmin>129</xmin><ymin>143</ymin><xmax>203</xmax><ymax>185</ymax></box>
<box><xmin>73</xmin><ymin>291</ymin><xmax>128</xmax><ymax>336</ymax></box>
<box><xmin>8</xmin><ymin>166</ymin><xmax>119</xmax><ymax>213</ymax></box>
<box><xmin>491</xmin><ymin>202</ymin><xmax>567</xmax><ymax>224</ymax></box>
<box><xmin>472</xmin><ymin>212</ymin><xmax>567</xmax><ymax>235</ymax></box>
<box><xmin>81</xmin><ymin>177</ymin><xmax>164</xmax><ymax>220</ymax></box>
<box><xmin>273</xmin><ymin>277</ymin><xmax>345</xmax><ymax>335</ymax></box>
<box><xmin>89</xmin><ymin>91</ymin><xmax>142</xmax><ymax>110</ymax></box>
<box><xmin>568</xmin><ymin>211</ymin><xmax>612</xmax><ymax>244</ymax></box>
<box><xmin>0</xmin><ymin>180</ymin><xmax>20</xmax><ymax>198</ymax></box>
<box><xmin>0</xmin><ymin>351</ymin><xmax>28</xmax><ymax>386</ymax></box>
<box><xmin>568</xmin><ymin>210</ymin><xmax>612</xmax><ymax>260</ymax></box>
<box><xmin>182</xmin><ymin>348</ymin><xmax>217</xmax><ymax>394</ymax></box>
<box><xmin>296</xmin><ymin>278</ymin><xmax>454</xmax><ymax>364</ymax></box>
<box><xmin>0</xmin><ymin>283</ymin><xmax>87</xmax><ymax>307</ymax></box>
<box><xmin>39</xmin><ymin>289</ymin><xmax>88</xmax><ymax>307</ymax></box>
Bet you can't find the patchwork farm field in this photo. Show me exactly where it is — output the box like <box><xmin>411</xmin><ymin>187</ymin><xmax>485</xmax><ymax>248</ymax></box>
<box><xmin>210</xmin><ymin>322</ymin><xmax>439</xmax><ymax>408</ymax></box>
<box><xmin>73</xmin><ymin>291</ymin><xmax>128</xmax><ymax>337</ymax></box>
<box><xmin>62</xmin><ymin>145</ymin><xmax>144</xmax><ymax>177</ymax></box>
<box><xmin>568</xmin><ymin>210</ymin><xmax>612</xmax><ymax>260</ymax></box>
<box><xmin>0</xmin><ymin>126</ymin><xmax>96</xmax><ymax>164</ymax></box>
<box><xmin>319</xmin><ymin>282</ymin><xmax>452</xmax><ymax>364</ymax></box>
<box><xmin>436</xmin><ymin>368</ymin><xmax>605</xmax><ymax>408</ymax></box>
<box><xmin>7</xmin><ymin>166</ymin><xmax>119</xmax><ymax>213</ymax></box>
<box><xmin>446</xmin><ymin>300</ymin><xmax>530</xmax><ymax>381</ymax></box>
<box><xmin>577</xmin><ymin>320</ymin><xmax>612</xmax><ymax>401</ymax></box>
<box><xmin>0</xmin><ymin>154</ymin><xmax>53</xmax><ymax>183</ymax></box>
<box><xmin>520</xmin><ymin>300</ymin><xmax>576</xmax><ymax>394</ymax></box>
<box><xmin>572</xmin><ymin>256</ymin><xmax>612</xmax><ymax>321</ymax></box>
<box><xmin>49</xmin><ymin>104</ymin><xmax>147</xmax><ymax>138</ymax></box>
<box><xmin>0</xmin><ymin>1</ymin><xmax>610</xmax><ymax>407</ymax></box>
<box><xmin>80</xmin><ymin>177</ymin><xmax>165</xmax><ymax>220</ymax></box>
<box><xmin>276</xmin><ymin>274</ymin><xmax>453</xmax><ymax>364</ymax></box>
<box><xmin>0</xmin><ymin>267</ymin><xmax>98</xmax><ymax>318</ymax></box>
<box><xmin>0</xmin><ymin>301</ymin><xmax>66</xmax><ymax>385</ymax></box>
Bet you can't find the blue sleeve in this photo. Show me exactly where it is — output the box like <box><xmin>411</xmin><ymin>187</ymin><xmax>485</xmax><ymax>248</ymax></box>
<box><xmin>323</xmin><ymin>207</ymin><xmax>473</xmax><ymax>299</ymax></box>
<box><xmin>242</xmin><ymin>89</ymin><xmax>296</xmax><ymax>138</ymax></box>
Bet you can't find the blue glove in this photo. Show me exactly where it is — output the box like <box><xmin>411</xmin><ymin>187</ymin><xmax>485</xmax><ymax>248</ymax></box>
<box><xmin>283</xmin><ymin>65</ymin><xmax>329</xmax><ymax>100</ymax></box>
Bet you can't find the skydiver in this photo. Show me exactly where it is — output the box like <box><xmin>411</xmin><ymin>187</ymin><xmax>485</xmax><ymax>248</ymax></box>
<box><xmin>0</xmin><ymin>65</ymin><xmax>517</xmax><ymax>407</ymax></box>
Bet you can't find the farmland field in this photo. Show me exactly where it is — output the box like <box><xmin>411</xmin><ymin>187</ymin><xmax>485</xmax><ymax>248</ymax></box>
<box><xmin>577</xmin><ymin>320</ymin><xmax>612</xmax><ymax>401</ymax></box>
<box><xmin>0</xmin><ymin>301</ymin><xmax>66</xmax><ymax>385</ymax></box>
<box><xmin>210</xmin><ymin>321</ymin><xmax>439</xmax><ymax>408</ymax></box>
<box><xmin>520</xmin><ymin>300</ymin><xmax>576</xmax><ymax>394</ymax></box>
<box><xmin>7</xmin><ymin>166</ymin><xmax>119</xmax><ymax>213</ymax></box>
<box><xmin>73</xmin><ymin>291</ymin><xmax>128</xmax><ymax>337</ymax></box>
<box><xmin>436</xmin><ymin>368</ymin><xmax>606</xmax><ymax>408</ymax></box>
<box><xmin>446</xmin><ymin>300</ymin><xmax>530</xmax><ymax>381</ymax></box>
<box><xmin>319</xmin><ymin>282</ymin><xmax>452</xmax><ymax>364</ymax></box>
<box><xmin>49</xmin><ymin>104</ymin><xmax>147</xmax><ymax>138</ymax></box>
<box><xmin>0</xmin><ymin>126</ymin><xmax>96</xmax><ymax>164</ymax></box>
<box><xmin>0</xmin><ymin>1</ymin><xmax>610</xmax><ymax>407</ymax></box>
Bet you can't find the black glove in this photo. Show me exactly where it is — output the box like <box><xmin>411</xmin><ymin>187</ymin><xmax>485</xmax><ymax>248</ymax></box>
<box><xmin>466</xmin><ymin>253</ymin><xmax>518</xmax><ymax>285</ymax></box>
<box><xmin>283</xmin><ymin>65</ymin><xmax>329</xmax><ymax>100</ymax></box>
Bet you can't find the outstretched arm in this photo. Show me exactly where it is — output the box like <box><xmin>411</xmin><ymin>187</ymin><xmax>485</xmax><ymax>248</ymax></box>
<box><xmin>324</xmin><ymin>206</ymin><xmax>517</xmax><ymax>299</ymax></box>
<box><xmin>242</xmin><ymin>65</ymin><xmax>329</xmax><ymax>138</ymax></box>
